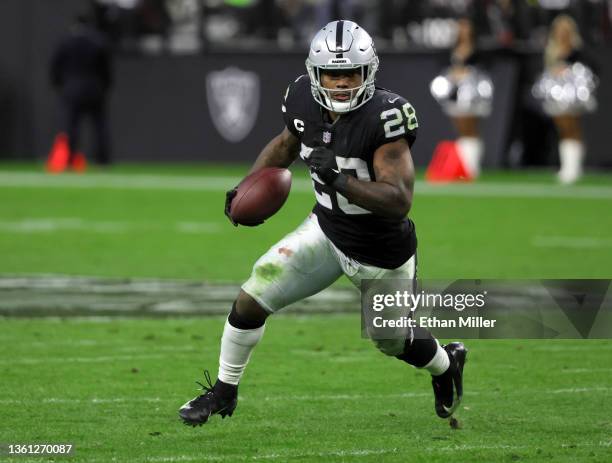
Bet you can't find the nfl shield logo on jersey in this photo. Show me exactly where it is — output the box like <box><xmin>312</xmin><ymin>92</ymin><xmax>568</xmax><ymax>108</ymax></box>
<box><xmin>322</xmin><ymin>131</ymin><xmax>332</xmax><ymax>144</ymax></box>
<box><xmin>206</xmin><ymin>67</ymin><xmax>260</xmax><ymax>143</ymax></box>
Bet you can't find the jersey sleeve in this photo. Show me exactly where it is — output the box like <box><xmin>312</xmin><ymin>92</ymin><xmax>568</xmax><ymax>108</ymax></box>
<box><xmin>281</xmin><ymin>75</ymin><xmax>308</xmax><ymax>139</ymax></box>
<box><xmin>372</xmin><ymin>95</ymin><xmax>419</xmax><ymax>149</ymax></box>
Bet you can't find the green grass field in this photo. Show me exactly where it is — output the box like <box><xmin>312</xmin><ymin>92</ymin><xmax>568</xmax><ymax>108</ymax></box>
<box><xmin>1</xmin><ymin>163</ymin><xmax>611</xmax><ymax>462</ymax></box>
<box><xmin>1</xmin><ymin>318</ymin><xmax>611</xmax><ymax>462</ymax></box>
<box><xmin>1</xmin><ymin>163</ymin><xmax>611</xmax><ymax>280</ymax></box>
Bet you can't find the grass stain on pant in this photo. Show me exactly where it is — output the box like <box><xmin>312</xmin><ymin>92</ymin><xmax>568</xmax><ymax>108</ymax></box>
<box><xmin>256</xmin><ymin>263</ymin><xmax>283</xmax><ymax>282</ymax></box>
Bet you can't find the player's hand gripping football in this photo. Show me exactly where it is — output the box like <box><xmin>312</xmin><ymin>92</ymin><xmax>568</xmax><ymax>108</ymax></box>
<box><xmin>307</xmin><ymin>146</ymin><xmax>341</xmax><ymax>186</ymax></box>
<box><xmin>224</xmin><ymin>186</ymin><xmax>264</xmax><ymax>227</ymax></box>
<box><xmin>224</xmin><ymin>188</ymin><xmax>239</xmax><ymax>226</ymax></box>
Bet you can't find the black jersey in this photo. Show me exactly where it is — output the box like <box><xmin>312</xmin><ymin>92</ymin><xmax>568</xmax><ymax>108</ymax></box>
<box><xmin>282</xmin><ymin>75</ymin><xmax>418</xmax><ymax>269</ymax></box>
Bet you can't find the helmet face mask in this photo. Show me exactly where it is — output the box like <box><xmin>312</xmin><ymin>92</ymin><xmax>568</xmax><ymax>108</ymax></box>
<box><xmin>306</xmin><ymin>20</ymin><xmax>379</xmax><ymax>114</ymax></box>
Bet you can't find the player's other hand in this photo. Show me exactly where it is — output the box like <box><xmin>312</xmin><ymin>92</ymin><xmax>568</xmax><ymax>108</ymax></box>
<box><xmin>307</xmin><ymin>146</ymin><xmax>339</xmax><ymax>185</ymax></box>
<box><xmin>224</xmin><ymin>187</ymin><xmax>238</xmax><ymax>226</ymax></box>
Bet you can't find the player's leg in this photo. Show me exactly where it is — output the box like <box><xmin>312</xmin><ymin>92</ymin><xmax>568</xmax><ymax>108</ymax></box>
<box><xmin>177</xmin><ymin>292</ymin><xmax>265</xmax><ymax>427</ymax></box>
<box><xmin>177</xmin><ymin>303</ymin><xmax>268</xmax><ymax>428</ymax></box>
<box><xmin>554</xmin><ymin>115</ymin><xmax>584</xmax><ymax>184</ymax></box>
<box><xmin>343</xmin><ymin>252</ymin><xmax>467</xmax><ymax>419</ymax></box>
<box><xmin>197</xmin><ymin>291</ymin><xmax>266</xmax><ymax>416</ymax></box>
<box><xmin>91</xmin><ymin>100</ymin><xmax>111</xmax><ymax>165</ymax></box>
<box><xmin>220</xmin><ymin>214</ymin><xmax>343</xmax><ymax>387</ymax></box>
<box><xmin>453</xmin><ymin>115</ymin><xmax>483</xmax><ymax>178</ymax></box>
<box><xmin>65</xmin><ymin>98</ymin><xmax>81</xmax><ymax>164</ymax></box>
<box><xmin>397</xmin><ymin>329</ymin><xmax>467</xmax><ymax>419</ymax></box>
<box><xmin>179</xmin><ymin>214</ymin><xmax>343</xmax><ymax>426</ymax></box>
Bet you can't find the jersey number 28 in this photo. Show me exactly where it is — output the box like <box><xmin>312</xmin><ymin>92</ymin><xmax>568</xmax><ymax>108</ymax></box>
<box><xmin>381</xmin><ymin>102</ymin><xmax>418</xmax><ymax>138</ymax></box>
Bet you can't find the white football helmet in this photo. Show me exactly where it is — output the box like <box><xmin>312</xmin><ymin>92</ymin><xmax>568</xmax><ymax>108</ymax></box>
<box><xmin>306</xmin><ymin>20</ymin><xmax>379</xmax><ymax>114</ymax></box>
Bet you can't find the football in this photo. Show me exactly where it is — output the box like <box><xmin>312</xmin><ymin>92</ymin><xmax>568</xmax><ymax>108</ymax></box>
<box><xmin>230</xmin><ymin>167</ymin><xmax>292</xmax><ymax>225</ymax></box>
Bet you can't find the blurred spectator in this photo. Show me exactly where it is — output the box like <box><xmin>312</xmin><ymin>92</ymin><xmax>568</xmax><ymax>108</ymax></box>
<box><xmin>275</xmin><ymin>0</ymin><xmax>317</xmax><ymax>48</ymax></box>
<box><xmin>139</xmin><ymin>0</ymin><xmax>171</xmax><ymax>35</ymax></box>
<box><xmin>87</xmin><ymin>1</ymin><xmax>612</xmax><ymax>53</ymax></box>
<box><xmin>432</xmin><ymin>18</ymin><xmax>493</xmax><ymax>178</ymax></box>
<box><xmin>451</xmin><ymin>18</ymin><xmax>485</xmax><ymax>178</ymax></box>
<box><xmin>311</xmin><ymin>0</ymin><xmax>370</xmax><ymax>37</ymax></box>
<box><xmin>377</xmin><ymin>0</ymin><xmax>420</xmax><ymax>47</ymax></box>
<box><xmin>486</xmin><ymin>0</ymin><xmax>526</xmax><ymax>46</ymax></box>
<box><xmin>94</xmin><ymin>0</ymin><xmax>141</xmax><ymax>48</ymax></box>
<box><xmin>314</xmin><ymin>0</ymin><xmax>367</xmax><ymax>32</ymax></box>
<box><xmin>540</xmin><ymin>14</ymin><xmax>598</xmax><ymax>183</ymax></box>
<box><xmin>51</xmin><ymin>14</ymin><xmax>113</xmax><ymax>166</ymax></box>
<box><xmin>469</xmin><ymin>0</ymin><xmax>533</xmax><ymax>47</ymax></box>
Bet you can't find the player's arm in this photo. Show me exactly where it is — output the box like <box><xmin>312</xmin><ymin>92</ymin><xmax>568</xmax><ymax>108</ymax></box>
<box><xmin>309</xmin><ymin>139</ymin><xmax>414</xmax><ymax>219</ymax></box>
<box><xmin>341</xmin><ymin>139</ymin><xmax>414</xmax><ymax>219</ymax></box>
<box><xmin>248</xmin><ymin>127</ymin><xmax>300</xmax><ymax>174</ymax></box>
<box><xmin>225</xmin><ymin>79</ymin><xmax>301</xmax><ymax>225</ymax></box>
<box><xmin>225</xmin><ymin>127</ymin><xmax>300</xmax><ymax>226</ymax></box>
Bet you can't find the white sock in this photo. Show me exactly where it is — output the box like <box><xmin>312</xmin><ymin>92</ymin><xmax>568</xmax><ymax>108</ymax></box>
<box><xmin>558</xmin><ymin>139</ymin><xmax>584</xmax><ymax>184</ymax></box>
<box><xmin>423</xmin><ymin>340</ymin><xmax>450</xmax><ymax>376</ymax></box>
<box><xmin>217</xmin><ymin>319</ymin><xmax>265</xmax><ymax>385</ymax></box>
<box><xmin>457</xmin><ymin>137</ymin><xmax>483</xmax><ymax>178</ymax></box>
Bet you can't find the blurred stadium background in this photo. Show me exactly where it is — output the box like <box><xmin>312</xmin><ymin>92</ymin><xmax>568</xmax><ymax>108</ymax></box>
<box><xmin>1</xmin><ymin>1</ymin><xmax>611</xmax><ymax>462</ymax></box>
<box><xmin>1</xmin><ymin>0</ymin><xmax>611</xmax><ymax>167</ymax></box>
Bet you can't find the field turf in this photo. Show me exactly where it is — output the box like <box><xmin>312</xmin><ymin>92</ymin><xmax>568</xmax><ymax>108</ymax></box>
<box><xmin>1</xmin><ymin>163</ymin><xmax>611</xmax><ymax>462</ymax></box>
<box><xmin>0</xmin><ymin>163</ymin><xmax>611</xmax><ymax>280</ymax></box>
<box><xmin>1</xmin><ymin>317</ymin><xmax>611</xmax><ymax>462</ymax></box>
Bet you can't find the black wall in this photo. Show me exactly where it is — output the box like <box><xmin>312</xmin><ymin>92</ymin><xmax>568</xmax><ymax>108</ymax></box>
<box><xmin>1</xmin><ymin>0</ymin><xmax>610</xmax><ymax>168</ymax></box>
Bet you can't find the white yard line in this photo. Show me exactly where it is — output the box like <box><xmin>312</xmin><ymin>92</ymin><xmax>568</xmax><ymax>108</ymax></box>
<box><xmin>0</xmin><ymin>353</ymin><xmax>185</xmax><ymax>365</ymax></box>
<box><xmin>0</xmin><ymin>218</ymin><xmax>128</xmax><ymax>233</ymax></box>
<box><xmin>0</xmin><ymin>397</ymin><xmax>165</xmax><ymax>405</ymax></box>
<box><xmin>1</xmin><ymin>171</ymin><xmax>612</xmax><ymax>199</ymax></box>
<box><xmin>531</xmin><ymin>236</ymin><xmax>612</xmax><ymax>249</ymax></box>
<box><xmin>550</xmin><ymin>387</ymin><xmax>612</xmax><ymax>394</ymax></box>
<box><xmin>18</xmin><ymin>343</ymin><xmax>200</xmax><ymax>354</ymax></box>
<box><xmin>416</xmin><ymin>182</ymin><xmax>612</xmax><ymax>200</ymax></box>
<box><xmin>148</xmin><ymin>448</ymin><xmax>399</xmax><ymax>462</ymax></box>
<box><xmin>533</xmin><ymin>344</ymin><xmax>612</xmax><ymax>351</ymax></box>
<box><xmin>0</xmin><ymin>386</ymin><xmax>609</xmax><ymax>406</ymax></box>
<box><xmin>0</xmin><ymin>218</ymin><xmax>221</xmax><ymax>234</ymax></box>
<box><xmin>175</xmin><ymin>221</ymin><xmax>222</xmax><ymax>233</ymax></box>
<box><xmin>560</xmin><ymin>367</ymin><xmax>612</xmax><ymax>373</ymax></box>
<box><xmin>264</xmin><ymin>392</ymin><xmax>432</xmax><ymax>401</ymax></box>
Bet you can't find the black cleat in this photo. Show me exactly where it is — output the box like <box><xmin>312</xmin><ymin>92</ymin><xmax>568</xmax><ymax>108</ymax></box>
<box><xmin>179</xmin><ymin>370</ymin><xmax>238</xmax><ymax>427</ymax></box>
<box><xmin>431</xmin><ymin>342</ymin><xmax>468</xmax><ymax>419</ymax></box>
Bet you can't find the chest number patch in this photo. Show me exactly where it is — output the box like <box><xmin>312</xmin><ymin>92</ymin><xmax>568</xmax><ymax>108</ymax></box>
<box><xmin>303</xmin><ymin>146</ymin><xmax>372</xmax><ymax>215</ymax></box>
<box><xmin>381</xmin><ymin>102</ymin><xmax>418</xmax><ymax>138</ymax></box>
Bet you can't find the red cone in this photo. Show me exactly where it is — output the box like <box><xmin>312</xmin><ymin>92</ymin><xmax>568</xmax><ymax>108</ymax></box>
<box><xmin>71</xmin><ymin>152</ymin><xmax>88</xmax><ymax>173</ymax></box>
<box><xmin>425</xmin><ymin>140</ymin><xmax>473</xmax><ymax>183</ymax></box>
<box><xmin>46</xmin><ymin>133</ymin><xmax>70</xmax><ymax>173</ymax></box>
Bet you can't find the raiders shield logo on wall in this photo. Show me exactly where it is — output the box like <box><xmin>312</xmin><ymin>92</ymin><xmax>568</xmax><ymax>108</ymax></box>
<box><xmin>206</xmin><ymin>67</ymin><xmax>260</xmax><ymax>143</ymax></box>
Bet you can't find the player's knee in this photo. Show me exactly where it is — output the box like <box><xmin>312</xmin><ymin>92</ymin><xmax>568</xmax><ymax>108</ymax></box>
<box><xmin>231</xmin><ymin>291</ymin><xmax>269</xmax><ymax>329</ymax></box>
<box><xmin>373</xmin><ymin>338</ymin><xmax>405</xmax><ymax>357</ymax></box>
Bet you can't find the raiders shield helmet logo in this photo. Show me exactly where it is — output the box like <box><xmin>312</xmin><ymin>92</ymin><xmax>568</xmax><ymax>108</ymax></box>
<box><xmin>206</xmin><ymin>67</ymin><xmax>260</xmax><ymax>143</ymax></box>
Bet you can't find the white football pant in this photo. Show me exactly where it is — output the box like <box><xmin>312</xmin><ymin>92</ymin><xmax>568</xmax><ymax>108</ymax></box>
<box><xmin>242</xmin><ymin>213</ymin><xmax>416</xmax><ymax>356</ymax></box>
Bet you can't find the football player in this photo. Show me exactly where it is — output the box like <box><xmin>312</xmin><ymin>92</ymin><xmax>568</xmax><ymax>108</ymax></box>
<box><xmin>179</xmin><ymin>20</ymin><xmax>467</xmax><ymax>426</ymax></box>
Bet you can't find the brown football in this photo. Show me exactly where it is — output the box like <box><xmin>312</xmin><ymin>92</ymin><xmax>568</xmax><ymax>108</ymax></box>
<box><xmin>230</xmin><ymin>167</ymin><xmax>292</xmax><ymax>225</ymax></box>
